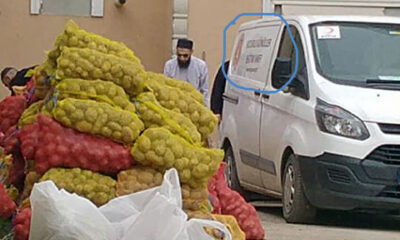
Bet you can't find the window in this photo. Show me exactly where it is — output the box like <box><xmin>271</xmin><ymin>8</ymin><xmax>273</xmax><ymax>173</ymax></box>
<box><xmin>230</xmin><ymin>25</ymin><xmax>281</xmax><ymax>83</ymax></box>
<box><xmin>273</xmin><ymin>25</ymin><xmax>309</xmax><ymax>99</ymax></box>
<box><xmin>30</xmin><ymin>0</ymin><xmax>104</xmax><ymax>17</ymax></box>
<box><xmin>311</xmin><ymin>22</ymin><xmax>400</xmax><ymax>87</ymax></box>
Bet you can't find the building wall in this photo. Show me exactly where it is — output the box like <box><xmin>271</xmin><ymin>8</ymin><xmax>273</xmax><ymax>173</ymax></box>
<box><xmin>187</xmin><ymin>0</ymin><xmax>263</xmax><ymax>90</ymax></box>
<box><xmin>280</xmin><ymin>5</ymin><xmax>385</xmax><ymax>15</ymax></box>
<box><xmin>272</xmin><ymin>0</ymin><xmax>400</xmax><ymax>7</ymax></box>
<box><xmin>0</xmin><ymin>1</ymin><xmax>172</xmax><ymax>100</ymax></box>
<box><xmin>273</xmin><ymin>0</ymin><xmax>400</xmax><ymax>16</ymax></box>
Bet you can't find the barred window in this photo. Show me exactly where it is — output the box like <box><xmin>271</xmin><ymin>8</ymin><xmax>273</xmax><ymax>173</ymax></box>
<box><xmin>30</xmin><ymin>0</ymin><xmax>104</xmax><ymax>17</ymax></box>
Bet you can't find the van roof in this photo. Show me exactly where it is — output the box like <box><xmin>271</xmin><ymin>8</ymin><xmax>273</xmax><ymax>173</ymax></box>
<box><xmin>239</xmin><ymin>15</ymin><xmax>400</xmax><ymax>29</ymax></box>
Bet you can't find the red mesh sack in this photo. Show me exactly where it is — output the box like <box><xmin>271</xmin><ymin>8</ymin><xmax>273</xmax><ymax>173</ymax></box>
<box><xmin>219</xmin><ymin>188</ymin><xmax>265</xmax><ymax>240</ymax></box>
<box><xmin>19</xmin><ymin>122</ymin><xmax>40</xmax><ymax>160</ymax></box>
<box><xmin>25</xmin><ymin>77</ymin><xmax>40</xmax><ymax>104</ymax></box>
<box><xmin>209</xmin><ymin>163</ymin><xmax>265</xmax><ymax>240</ymax></box>
<box><xmin>8</xmin><ymin>151</ymin><xmax>26</xmax><ymax>190</ymax></box>
<box><xmin>33</xmin><ymin>114</ymin><xmax>134</xmax><ymax>174</ymax></box>
<box><xmin>13</xmin><ymin>208</ymin><xmax>31</xmax><ymax>240</ymax></box>
<box><xmin>0</xmin><ymin>182</ymin><xmax>17</xmax><ymax>218</ymax></box>
<box><xmin>0</xmin><ymin>96</ymin><xmax>26</xmax><ymax>133</ymax></box>
<box><xmin>26</xmin><ymin>77</ymin><xmax>35</xmax><ymax>91</ymax></box>
<box><xmin>0</xmin><ymin>125</ymin><xmax>19</xmax><ymax>154</ymax></box>
<box><xmin>208</xmin><ymin>163</ymin><xmax>225</xmax><ymax>214</ymax></box>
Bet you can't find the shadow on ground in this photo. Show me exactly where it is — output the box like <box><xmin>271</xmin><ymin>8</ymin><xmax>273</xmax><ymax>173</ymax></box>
<box><xmin>258</xmin><ymin>206</ymin><xmax>400</xmax><ymax>232</ymax></box>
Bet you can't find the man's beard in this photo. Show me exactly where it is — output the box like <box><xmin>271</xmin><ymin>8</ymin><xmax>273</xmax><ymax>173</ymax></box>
<box><xmin>178</xmin><ymin>57</ymin><xmax>191</xmax><ymax>69</ymax></box>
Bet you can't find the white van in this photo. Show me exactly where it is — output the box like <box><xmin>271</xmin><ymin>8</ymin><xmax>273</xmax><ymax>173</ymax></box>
<box><xmin>219</xmin><ymin>15</ymin><xmax>400</xmax><ymax>223</ymax></box>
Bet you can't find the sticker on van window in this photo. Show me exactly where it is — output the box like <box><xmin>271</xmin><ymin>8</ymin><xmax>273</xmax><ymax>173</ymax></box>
<box><xmin>232</xmin><ymin>33</ymin><xmax>245</xmax><ymax>69</ymax></box>
<box><xmin>317</xmin><ymin>26</ymin><xmax>341</xmax><ymax>39</ymax></box>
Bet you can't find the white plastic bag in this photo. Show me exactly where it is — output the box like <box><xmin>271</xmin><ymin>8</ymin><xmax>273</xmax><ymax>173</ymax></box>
<box><xmin>29</xmin><ymin>169</ymin><xmax>232</xmax><ymax>240</ymax></box>
<box><xmin>29</xmin><ymin>181</ymin><xmax>117</xmax><ymax>240</ymax></box>
<box><xmin>101</xmin><ymin>168</ymin><xmax>187</xmax><ymax>240</ymax></box>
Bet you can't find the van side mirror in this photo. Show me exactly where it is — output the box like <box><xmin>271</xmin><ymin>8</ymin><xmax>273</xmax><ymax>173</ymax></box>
<box><xmin>272</xmin><ymin>57</ymin><xmax>292</xmax><ymax>89</ymax></box>
<box><xmin>288</xmin><ymin>76</ymin><xmax>308</xmax><ymax>99</ymax></box>
<box><xmin>288</xmin><ymin>77</ymin><xmax>301</xmax><ymax>89</ymax></box>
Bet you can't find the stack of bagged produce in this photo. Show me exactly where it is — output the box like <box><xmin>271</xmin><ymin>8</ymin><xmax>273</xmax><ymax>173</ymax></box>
<box><xmin>0</xmin><ymin>20</ymin><xmax>264</xmax><ymax>240</ymax></box>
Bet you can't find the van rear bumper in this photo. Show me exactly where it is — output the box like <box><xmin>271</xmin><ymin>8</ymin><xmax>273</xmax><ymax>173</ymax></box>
<box><xmin>298</xmin><ymin>153</ymin><xmax>400</xmax><ymax>210</ymax></box>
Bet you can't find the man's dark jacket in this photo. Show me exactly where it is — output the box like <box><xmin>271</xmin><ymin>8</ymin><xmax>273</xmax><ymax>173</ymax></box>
<box><xmin>9</xmin><ymin>66</ymin><xmax>36</xmax><ymax>95</ymax></box>
<box><xmin>211</xmin><ymin>61</ymin><xmax>229</xmax><ymax>115</ymax></box>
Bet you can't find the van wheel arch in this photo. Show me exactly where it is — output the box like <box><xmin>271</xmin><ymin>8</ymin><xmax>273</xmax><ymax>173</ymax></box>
<box><xmin>281</xmin><ymin>147</ymin><xmax>294</xmax><ymax>182</ymax></box>
<box><xmin>221</xmin><ymin>139</ymin><xmax>251</xmax><ymax>200</ymax></box>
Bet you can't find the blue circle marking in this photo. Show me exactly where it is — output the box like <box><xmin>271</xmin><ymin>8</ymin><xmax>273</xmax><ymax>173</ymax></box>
<box><xmin>222</xmin><ymin>13</ymin><xmax>299</xmax><ymax>94</ymax></box>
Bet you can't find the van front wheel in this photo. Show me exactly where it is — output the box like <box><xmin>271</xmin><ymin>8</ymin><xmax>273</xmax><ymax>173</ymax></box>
<box><xmin>282</xmin><ymin>154</ymin><xmax>316</xmax><ymax>223</ymax></box>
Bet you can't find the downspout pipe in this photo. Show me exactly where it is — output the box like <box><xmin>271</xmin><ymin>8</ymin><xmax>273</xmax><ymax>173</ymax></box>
<box><xmin>263</xmin><ymin>0</ymin><xmax>274</xmax><ymax>14</ymax></box>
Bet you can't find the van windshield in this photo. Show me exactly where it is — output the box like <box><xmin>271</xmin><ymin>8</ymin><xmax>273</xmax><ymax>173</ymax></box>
<box><xmin>311</xmin><ymin>22</ymin><xmax>400</xmax><ymax>88</ymax></box>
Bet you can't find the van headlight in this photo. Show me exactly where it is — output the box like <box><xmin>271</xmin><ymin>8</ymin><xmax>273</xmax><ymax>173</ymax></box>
<box><xmin>315</xmin><ymin>99</ymin><xmax>370</xmax><ymax>140</ymax></box>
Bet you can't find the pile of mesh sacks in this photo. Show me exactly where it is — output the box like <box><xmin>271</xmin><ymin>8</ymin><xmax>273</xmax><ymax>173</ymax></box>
<box><xmin>0</xmin><ymin>20</ymin><xmax>264</xmax><ymax>240</ymax></box>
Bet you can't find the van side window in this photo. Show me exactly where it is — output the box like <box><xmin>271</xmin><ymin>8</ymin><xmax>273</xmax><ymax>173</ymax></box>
<box><xmin>231</xmin><ymin>25</ymin><xmax>281</xmax><ymax>83</ymax></box>
<box><xmin>273</xmin><ymin>26</ymin><xmax>309</xmax><ymax>99</ymax></box>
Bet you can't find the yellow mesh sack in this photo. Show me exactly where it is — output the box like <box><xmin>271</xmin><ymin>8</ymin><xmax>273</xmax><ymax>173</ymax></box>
<box><xmin>40</xmin><ymin>168</ymin><xmax>116</xmax><ymax>206</ymax></box>
<box><xmin>48</xmin><ymin>20</ymin><xmax>141</xmax><ymax>67</ymax></box>
<box><xmin>39</xmin><ymin>89</ymin><xmax>61</xmax><ymax>118</ymax></box>
<box><xmin>185</xmin><ymin>210</ymin><xmax>213</xmax><ymax>220</ymax></box>
<box><xmin>209</xmin><ymin>215</ymin><xmax>246</xmax><ymax>240</ymax></box>
<box><xmin>52</xmin><ymin>98</ymin><xmax>144</xmax><ymax>145</ymax></box>
<box><xmin>135</xmin><ymin>92</ymin><xmax>201</xmax><ymax>145</ymax></box>
<box><xmin>116</xmin><ymin>165</ymin><xmax>212</xmax><ymax>213</ymax></box>
<box><xmin>7</xmin><ymin>186</ymin><xmax>19</xmax><ymax>202</ymax></box>
<box><xmin>116</xmin><ymin>166</ymin><xmax>163</xmax><ymax>197</ymax></box>
<box><xmin>0</xmin><ymin>153</ymin><xmax>12</xmax><ymax>186</ymax></box>
<box><xmin>131</xmin><ymin>127</ymin><xmax>224</xmax><ymax>188</ymax></box>
<box><xmin>56</xmin><ymin>78</ymin><xmax>135</xmax><ymax>112</ymax></box>
<box><xmin>146</xmin><ymin>72</ymin><xmax>204</xmax><ymax>104</ymax></box>
<box><xmin>146</xmin><ymin>81</ymin><xmax>217</xmax><ymax>140</ymax></box>
<box><xmin>18</xmin><ymin>100</ymin><xmax>44</xmax><ymax>129</ymax></box>
<box><xmin>33</xmin><ymin>61</ymin><xmax>56</xmax><ymax>99</ymax></box>
<box><xmin>21</xmin><ymin>171</ymin><xmax>41</xmax><ymax>200</ymax></box>
<box><xmin>56</xmin><ymin>47</ymin><xmax>147</xmax><ymax>97</ymax></box>
<box><xmin>40</xmin><ymin>100</ymin><xmax>54</xmax><ymax>118</ymax></box>
<box><xmin>20</xmin><ymin>198</ymin><xmax>31</xmax><ymax>209</ymax></box>
<box><xmin>181</xmin><ymin>184</ymin><xmax>212</xmax><ymax>212</ymax></box>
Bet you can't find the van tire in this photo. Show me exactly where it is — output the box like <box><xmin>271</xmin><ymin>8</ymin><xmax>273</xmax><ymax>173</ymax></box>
<box><xmin>282</xmin><ymin>154</ymin><xmax>316</xmax><ymax>223</ymax></box>
<box><xmin>224</xmin><ymin>146</ymin><xmax>248</xmax><ymax>198</ymax></box>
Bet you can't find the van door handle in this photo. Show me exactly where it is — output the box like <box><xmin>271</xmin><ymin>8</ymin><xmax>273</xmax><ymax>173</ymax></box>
<box><xmin>223</xmin><ymin>93</ymin><xmax>239</xmax><ymax>105</ymax></box>
<box><xmin>254</xmin><ymin>91</ymin><xmax>261</xmax><ymax>96</ymax></box>
<box><xmin>262</xmin><ymin>94</ymin><xmax>270</xmax><ymax>99</ymax></box>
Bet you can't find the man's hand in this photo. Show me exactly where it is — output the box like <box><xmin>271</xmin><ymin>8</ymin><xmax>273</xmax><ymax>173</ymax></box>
<box><xmin>216</xmin><ymin>114</ymin><xmax>222</xmax><ymax>124</ymax></box>
<box><xmin>12</xmin><ymin>86</ymin><xmax>28</xmax><ymax>96</ymax></box>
